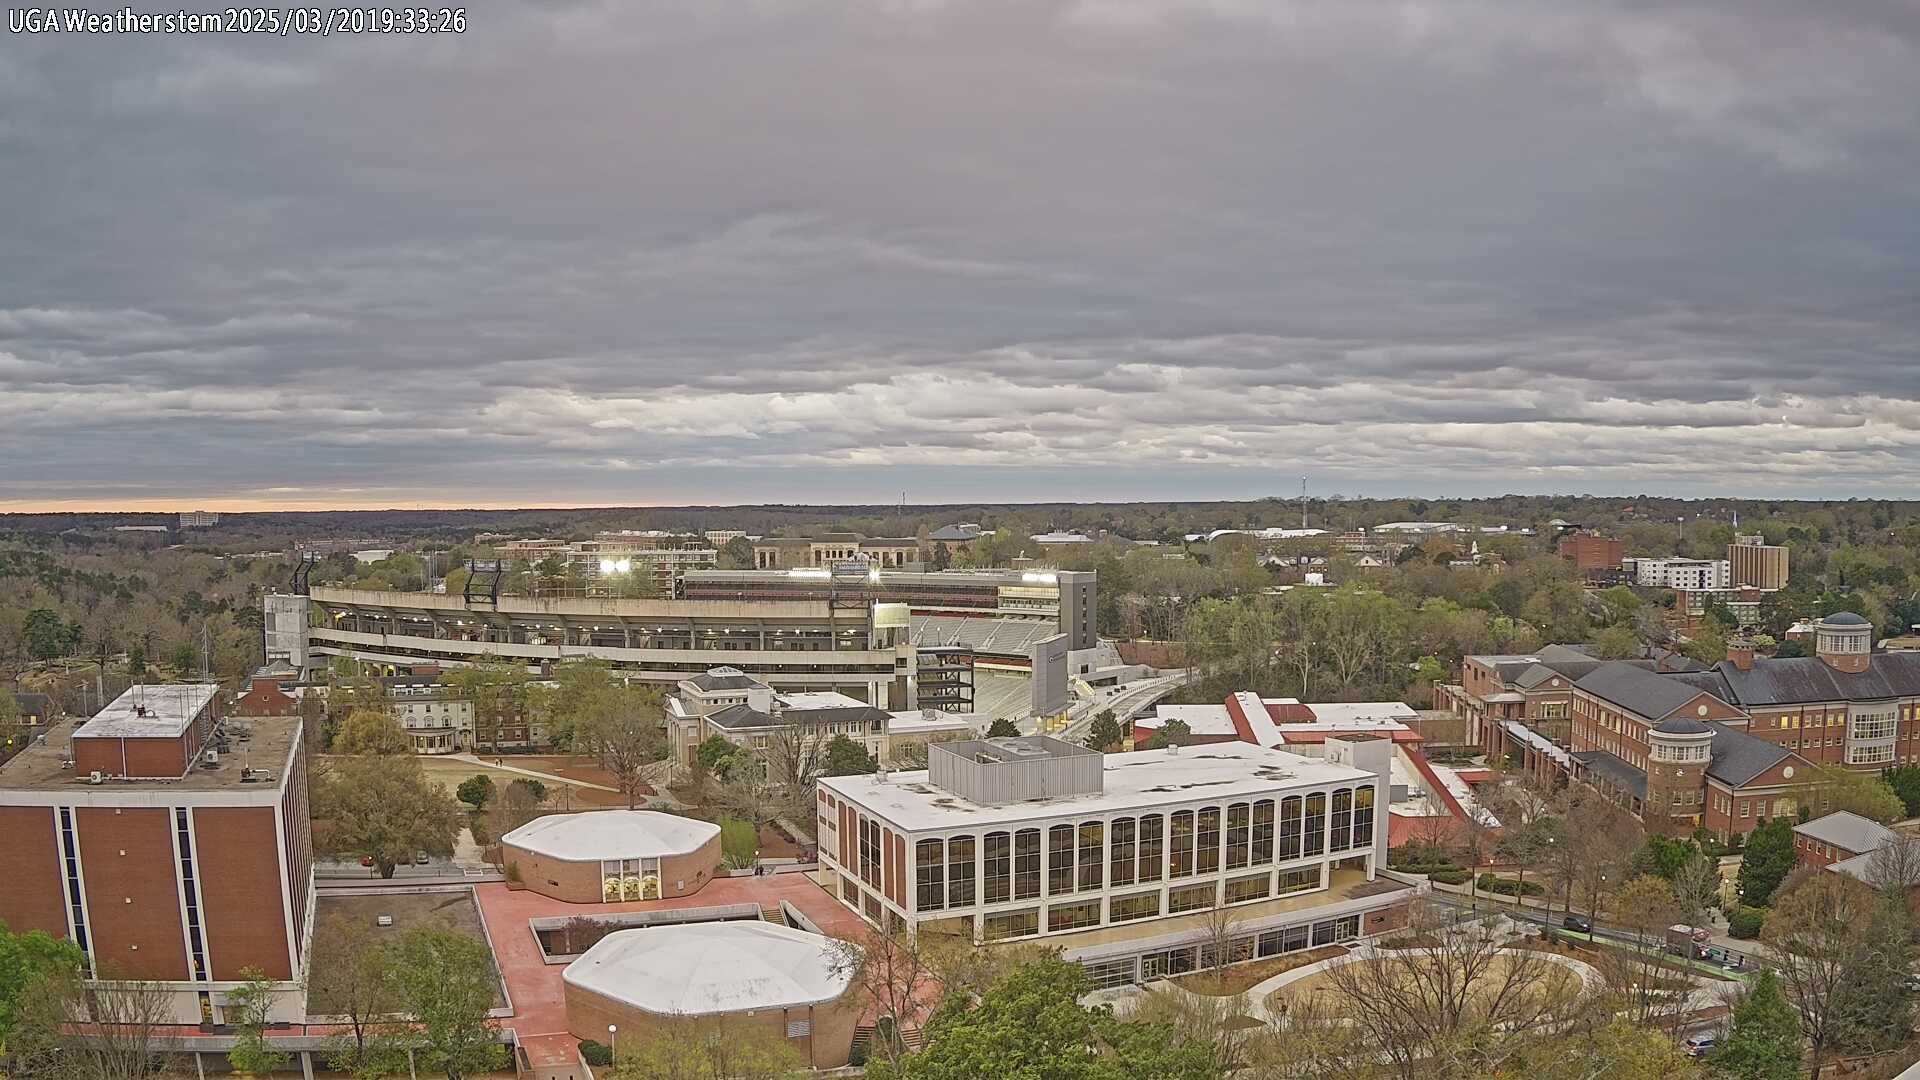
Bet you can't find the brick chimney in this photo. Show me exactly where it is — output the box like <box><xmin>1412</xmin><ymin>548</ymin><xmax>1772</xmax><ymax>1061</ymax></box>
<box><xmin>1727</xmin><ymin>643</ymin><xmax>1754</xmax><ymax>672</ymax></box>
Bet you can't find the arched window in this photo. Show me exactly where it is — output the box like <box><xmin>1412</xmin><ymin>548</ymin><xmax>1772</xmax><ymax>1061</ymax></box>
<box><xmin>1303</xmin><ymin>794</ymin><xmax>1326</xmax><ymax>858</ymax></box>
<box><xmin>1252</xmin><ymin>800</ymin><xmax>1275</xmax><ymax>864</ymax></box>
<box><xmin>1048</xmin><ymin>824</ymin><xmax>1076</xmax><ymax>895</ymax></box>
<box><xmin>1226</xmin><ymin>803</ymin><xmax>1251</xmax><ymax>870</ymax></box>
<box><xmin>984</xmin><ymin>831</ymin><xmax>1011</xmax><ymax>904</ymax></box>
<box><xmin>1329</xmin><ymin>788</ymin><xmax>1353</xmax><ymax>853</ymax></box>
<box><xmin>1110</xmin><ymin>817</ymin><xmax>1137</xmax><ymax>887</ymax></box>
<box><xmin>1170</xmin><ymin>810</ymin><xmax>1196</xmax><ymax>878</ymax></box>
<box><xmin>1278</xmin><ymin>796</ymin><xmax>1303</xmax><ymax>860</ymax></box>
<box><xmin>915</xmin><ymin>838</ymin><xmax>945</xmax><ymax>911</ymax></box>
<box><xmin>1351</xmin><ymin>786</ymin><xmax>1375</xmax><ymax>847</ymax></box>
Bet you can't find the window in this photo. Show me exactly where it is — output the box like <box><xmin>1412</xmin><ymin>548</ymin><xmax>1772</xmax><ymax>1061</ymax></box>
<box><xmin>916</xmin><ymin>838</ymin><xmax>944</xmax><ymax>911</ymax></box>
<box><xmin>1277</xmin><ymin>866</ymin><xmax>1321</xmax><ymax>895</ymax></box>
<box><xmin>947</xmin><ymin>835</ymin><xmax>976</xmax><ymax>906</ymax></box>
<box><xmin>1110</xmin><ymin>890</ymin><xmax>1161</xmax><ymax>922</ymax></box>
<box><xmin>1169</xmin><ymin>882</ymin><xmax>1217</xmax><ymax>913</ymax></box>
<box><xmin>1849</xmin><ymin>744</ymin><xmax>1896</xmax><ymax>765</ymax></box>
<box><xmin>1851</xmin><ymin>712</ymin><xmax>1898</xmax><ymax>742</ymax></box>
<box><xmin>1279</xmin><ymin>796</ymin><xmax>1303</xmax><ymax>860</ymax></box>
<box><xmin>1110</xmin><ymin>817</ymin><xmax>1136</xmax><ymax>887</ymax></box>
<box><xmin>859</xmin><ymin>818</ymin><xmax>882</xmax><ymax>887</ymax></box>
<box><xmin>984</xmin><ymin>908</ymin><xmax>1039</xmax><ymax>941</ymax></box>
<box><xmin>1252</xmin><ymin>800</ymin><xmax>1274</xmax><ymax>864</ymax></box>
<box><xmin>1077</xmin><ymin>821</ymin><xmax>1104</xmax><ymax>890</ymax></box>
<box><xmin>1225</xmin><ymin>872</ymin><xmax>1272</xmax><ymax>904</ymax></box>
<box><xmin>1137</xmin><ymin>814</ymin><xmax>1163</xmax><ymax>882</ymax></box>
<box><xmin>1048</xmin><ymin>824</ymin><xmax>1076</xmax><ymax>895</ymax></box>
<box><xmin>1197</xmin><ymin>807</ymin><xmax>1221</xmax><ymax>874</ymax></box>
<box><xmin>1329</xmin><ymin>788</ymin><xmax>1354</xmax><ymax>853</ymax></box>
<box><xmin>1352</xmin><ymin>786</ymin><xmax>1375</xmax><ymax>848</ymax></box>
<box><xmin>1170</xmin><ymin>810</ymin><xmax>1196</xmax><ymax>878</ymax></box>
<box><xmin>1740</xmin><ymin>800</ymin><xmax>1751</xmax><ymax>818</ymax></box>
<box><xmin>1014</xmin><ymin>828</ymin><xmax>1041</xmax><ymax>901</ymax></box>
<box><xmin>1303</xmin><ymin>793</ymin><xmax>1326</xmax><ymax>857</ymax></box>
<box><xmin>864</xmin><ymin>891</ymin><xmax>883</xmax><ymax>921</ymax></box>
<box><xmin>1082</xmin><ymin>958</ymin><xmax>1137</xmax><ymax>990</ymax></box>
<box><xmin>1226</xmin><ymin>803</ymin><xmax>1251</xmax><ymax>870</ymax></box>
<box><xmin>984</xmin><ymin>831</ymin><xmax>1011</xmax><ymax>904</ymax></box>
<box><xmin>1047</xmin><ymin>900</ymin><xmax>1102</xmax><ymax>932</ymax></box>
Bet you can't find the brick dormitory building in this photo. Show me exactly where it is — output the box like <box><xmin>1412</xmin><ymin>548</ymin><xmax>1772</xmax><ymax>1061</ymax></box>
<box><xmin>0</xmin><ymin>683</ymin><xmax>313</xmax><ymax>1025</ymax></box>
<box><xmin>1445</xmin><ymin>613</ymin><xmax>1920</xmax><ymax>841</ymax></box>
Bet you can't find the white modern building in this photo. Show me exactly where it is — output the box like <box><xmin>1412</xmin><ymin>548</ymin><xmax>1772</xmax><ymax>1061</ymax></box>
<box><xmin>1630</xmin><ymin>557</ymin><xmax>1732</xmax><ymax>590</ymax></box>
<box><xmin>817</xmin><ymin>735</ymin><xmax>1416</xmax><ymax>988</ymax></box>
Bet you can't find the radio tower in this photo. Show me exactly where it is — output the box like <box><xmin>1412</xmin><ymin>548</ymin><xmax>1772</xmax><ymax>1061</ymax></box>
<box><xmin>1300</xmin><ymin>476</ymin><xmax>1309</xmax><ymax>530</ymax></box>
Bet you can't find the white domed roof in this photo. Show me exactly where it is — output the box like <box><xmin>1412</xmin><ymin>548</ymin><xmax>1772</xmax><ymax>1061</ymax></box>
<box><xmin>564</xmin><ymin>922</ymin><xmax>851</xmax><ymax>1015</ymax></box>
<box><xmin>503</xmin><ymin>810</ymin><xmax>720</xmax><ymax>862</ymax></box>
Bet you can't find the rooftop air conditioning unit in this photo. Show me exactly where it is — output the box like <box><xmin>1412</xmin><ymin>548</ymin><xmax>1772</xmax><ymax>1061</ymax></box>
<box><xmin>88</xmin><ymin>771</ymin><xmax>104</xmax><ymax>785</ymax></box>
<box><xmin>376</xmin><ymin>915</ymin><xmax>394</xmax><ymax>928</ymax></box>
<box><xmin>206</xmin><ymin>750</ymin><xmax>219</xmax><ymax>765</ymax></box>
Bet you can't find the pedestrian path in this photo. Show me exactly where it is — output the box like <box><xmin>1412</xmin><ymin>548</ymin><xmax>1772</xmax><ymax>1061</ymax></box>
<box><xmin>446</xmin><ymin>753</ymin><xmax>621</xmax><ymax>794</ymax></box>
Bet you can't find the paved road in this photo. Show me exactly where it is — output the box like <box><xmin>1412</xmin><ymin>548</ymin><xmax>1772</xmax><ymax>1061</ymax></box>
<box><xmin>1049</xmin><ymin>673</ymin><xmax>1187</xmax><ymax>740</ymax></box>
<box><xmin>1429</xmin><ymin>890</ymin><xmax>1762</xmax><ymax>974</ymax></box>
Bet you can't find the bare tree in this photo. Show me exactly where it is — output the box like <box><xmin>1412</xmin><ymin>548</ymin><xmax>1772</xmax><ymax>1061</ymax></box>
<box><xmin>575</xmin><ymin>682</ymin><xmax>667</xmax><ymax>809</ymax></box>
<box><xmin>825</xmin><ymin>929</ymin><xmax>940</xmax><ymax>1070</ymax></box>
<box><xmin>1601</xmin><ymin>873</ymin><xmax>1687</xmax><ymax>1028</ymax></box>
<box><xmin>1767</xmin><ymin>868</ymin><xmax>1915</xmax><ymax>1078</ymax></box>
<box><xmin>716</xmin><ymin>766</ymin><xmax>785</xmax><ymax>833</ymax></box>
<box><xmin>766</xmin><ymin>724</ymin><xmax>828</xmax><ymax>825</ymax></box>
<box><xmin>1671</xmin><ymin>853</ymin><xmax>1723</xmax><ymax>938</ymax></box>
<box><xmin>1309</xmin><ymin>901</ymin><xmax>1592</xmax><ymax>1079</ymax></box>
<box><xmin>8</xmin><ymin>968</ymin><xmax>176</xmax><ymax>1080</ymax></box>
<box><xmin>310</xmin><ymin>913</ymin><xmax>406</xmax><ymax>1075</ymax></box>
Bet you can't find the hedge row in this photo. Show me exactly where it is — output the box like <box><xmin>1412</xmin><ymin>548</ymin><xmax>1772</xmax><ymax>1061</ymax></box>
<box><xmin>1476</xmin><ymin>872</ymin><xmax>1546</xmax><ymax>897</ymax></box>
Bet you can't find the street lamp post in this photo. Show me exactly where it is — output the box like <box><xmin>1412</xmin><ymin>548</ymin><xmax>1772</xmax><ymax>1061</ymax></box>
<box><xmin>609</xmin><ymin>1024</ymin><xmax>617</xmax><ymax>1064</ymax></box>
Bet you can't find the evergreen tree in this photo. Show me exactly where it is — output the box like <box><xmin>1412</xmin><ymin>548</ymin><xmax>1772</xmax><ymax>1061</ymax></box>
<box><xmin>985</xmin><ymin>717</ymin><xmax>1020</xmax><ymax>739</ymax></box>
<box><xmin>1738</xmin><ymin>818</ymin><xmax>1796</xmax><ymax>906</ymax></box>
<box><xmin>1709</xmin><ymin>970</ymin><xmax>1801</xmax><ymax>1080</ymax></box>
<box><xmin>821</xmin><ymin>734</ymin><xmax>878</xmax><ymax>776</ymax></box>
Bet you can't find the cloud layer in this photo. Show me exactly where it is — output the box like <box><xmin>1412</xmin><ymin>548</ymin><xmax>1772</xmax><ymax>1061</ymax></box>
<box><xmin>4</xmin><ymin>0</ymin><xmax>1919</xmax><ymax>508</ymax></box>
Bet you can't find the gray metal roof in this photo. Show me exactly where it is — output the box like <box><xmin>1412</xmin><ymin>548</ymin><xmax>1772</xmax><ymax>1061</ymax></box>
<box><xmin>1652</xmin><ymin>715</ymin><xmax>1713</xmax><ymax>735</ymax></box>
<box><xmin>1514</xmin><ymin>659</ymin><xmax>1609</xmax><ymax>689</ymax></box>
<box><xmin>1793</xmin><ymin>810</ymin><xmax>1897</xmax><ymax>855</ymax></box>
<box><xmin>1821</xmin><ymin>611</ymin><xmax>1871</xmax><ymax>626</ymax></box>
<box><xmin>1706</xmin><ymin>725</ymin><xmax>1795</xmax><ymax>788</ymax></box>
<box><xmin>1572</xmin><ymin>750</ymin><xmax>1647</xmax><ymax>800</ymax></box>
<box><xmin>703</xmin><ymin>703</ymin><xmax>779</xmax><ymax>730</ymax></box>
<box><xmin>1714</xmin><ymin>653</ymin><xmax>1920</xmax><ymax>706</ymax></box>
<box><xmin>1575</xmin><ymin>663</ymin><xmax>1719</xmax><ymax>720</ymax></box>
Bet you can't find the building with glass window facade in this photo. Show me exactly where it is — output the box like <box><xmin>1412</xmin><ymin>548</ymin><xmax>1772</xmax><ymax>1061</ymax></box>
<box><xmin>816</xmin><ymin>735</ymin><xmax>1417</xmax><ymax>988</ymax></box>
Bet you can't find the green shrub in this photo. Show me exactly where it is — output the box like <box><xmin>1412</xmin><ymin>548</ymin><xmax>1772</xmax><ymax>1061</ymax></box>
<box><xmin>1727</xmin><ymin>906</ymin><xmax>1767</xmax><ymax>940</ymax></box>
<box><xmin>1476</xmin><ymin>872</ymin><xmax>1545</xmax><ymax>896</ymax></box>
<box><xmin>1429</xmin><ymin>868</ymin><xmax>1471</xmax><ymax>885</ymax></box>
<box><xmin>578</xmin><ymin>1040</ymin><xmax>612</xmax><ymax>1067</ymax></box>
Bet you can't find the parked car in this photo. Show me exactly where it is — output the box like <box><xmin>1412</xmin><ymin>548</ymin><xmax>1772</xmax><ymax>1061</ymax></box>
<box><xmin>1562</xmin><ymin>913</ymin><xmax>1593</xmax><ymax>934</ymax></box>
<box><xmin>413</xmin><ymin>851</ymin><xmax>431</xmax><ymax>865</ymax></box>
<box><xmin>359</xmin><ymin>855</ymin><xmax>375</xmax><ymax>867</ymax></box>
<box><xmin>1683</xmin><ymin>1033</ymin><xmax>1718</xmax><ymax>1058</ymax></box>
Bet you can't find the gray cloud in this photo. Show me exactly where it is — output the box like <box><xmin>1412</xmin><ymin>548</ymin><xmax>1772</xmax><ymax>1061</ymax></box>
<box><xmin>2</xmin><ymin>0</ymin><xmax>1918</xmax><ymax>509</ymax></box>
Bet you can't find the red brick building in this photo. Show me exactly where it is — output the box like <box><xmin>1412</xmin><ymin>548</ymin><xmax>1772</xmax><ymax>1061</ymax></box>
<box><xmin>1793</xmin><ymin>811</ymin><xmax>1897</xmax><ymax>870</ymax></box>
<box><xmin>0</xmin><ymin>684</ymin><xmax>312</xmax><ymax>1025</ymax></box>
<box><xmin>1558</xmin><ymin>533</ymin><xmax>1624</xmax><ymax>572</ymax></box>
<box><xmin>1448</xmin><ymin>613</ymin><xmax>1920</xmax><ymax>842</ymax></box>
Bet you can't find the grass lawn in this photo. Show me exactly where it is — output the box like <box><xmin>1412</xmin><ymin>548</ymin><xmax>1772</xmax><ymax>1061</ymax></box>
<box><xmin>1265</xmin><ymin>952</ymin><xmax>1577</xmax><ymax>1013</ymax></box>
<box><xmin>1169</xmin><ymin>946</ymin><xmax>1349</xmax><ymax>996</ymax></box>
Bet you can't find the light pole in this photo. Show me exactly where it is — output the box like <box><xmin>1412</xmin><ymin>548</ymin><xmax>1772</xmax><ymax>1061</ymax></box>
<box><xmin>1545</xmin><ymin>835</ymin><xmax>1556</xmax><ymax>930</ymax></box>
<box><xmin>609</xmin><ymin>1024</ymin><xmax>617</xmax><ymax>1064</ymax></box>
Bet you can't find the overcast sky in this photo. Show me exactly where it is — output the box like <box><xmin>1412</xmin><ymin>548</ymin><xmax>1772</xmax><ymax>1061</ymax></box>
<box><xmin>4</xmin><ymin>1</ymin><xmax>1919</xmax><ymax>511</ymax></box>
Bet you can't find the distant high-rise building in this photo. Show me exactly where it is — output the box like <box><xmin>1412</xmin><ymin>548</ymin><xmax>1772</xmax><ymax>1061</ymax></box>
<box><xmin>1729</xmin><ymin>534</ymin><xmax>1789</xmax><ymax>590</ymax></box>
<box><xmin>1558</xmin><ymin>533</ymin><xmax>1623</xmax><ymax>572</ymax></box>
<box><xmin>178</xmin><ymin>510</ymin><xmax>219</xmax><ymax>528</ymax></box>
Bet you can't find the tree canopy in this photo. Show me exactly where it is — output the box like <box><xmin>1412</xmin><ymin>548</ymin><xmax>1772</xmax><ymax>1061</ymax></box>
<box><xmin>312</xmin><ymin>755</ymin><xmax>463</xmax><ymax>877</ymax></box>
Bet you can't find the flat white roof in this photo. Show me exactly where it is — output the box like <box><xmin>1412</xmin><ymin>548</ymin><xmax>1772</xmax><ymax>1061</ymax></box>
<box><xmin>503</xmin><ymin>810</ymin><xmax>720</xmax><ymax>862</ymax></box>
<box><xmin>778</xmin><ymin>690</ymin><xmax>870</xmax><ymax>711</ymax></box>
<box><xmin>1138</xmin><ymin>704</ymin><xmax>1237</xmax><ymax>736</ymax></box>
<box><xmin>1139</xmin><ymin>699</ymin><xmax>1415</xmax><ymax>740</ymax></box>
<box><xmin>563</xmin><ymin>922</ymin><xmax>850</xmax><ymax>1015</ymax></box>
<box><xmin>821</xmin><ymin>743</ymin><xmax>1372</xmax><ymax>833</ymax></box>
<box><xmin>886</xmin><ymin>710</ymin><xmax>986</xmax><ymax>735</ymax></box>
<box><xmin>74</xmin><ymin>683</ymin><xmax>219</xmax><ymax>740</ymax></box>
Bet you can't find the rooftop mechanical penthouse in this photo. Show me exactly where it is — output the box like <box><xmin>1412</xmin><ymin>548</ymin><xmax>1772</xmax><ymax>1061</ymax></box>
<box><xmin>816</xmin><ymin>734</ymin><xmax>1418</xmax><ymax>989</ymax></box>
<box><xmin>0</xmin><ymin>685</ymin><xmax>313</xmax><ymax>1026</ymax></box>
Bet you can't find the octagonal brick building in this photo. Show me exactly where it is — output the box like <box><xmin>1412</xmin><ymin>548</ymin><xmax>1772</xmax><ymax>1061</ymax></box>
<box><xmin>502</xmin><ymin>810</ymin><xmax>722</xmax><ymax>903</ymax></box>
<box><xmin>563</xmin><ymin>921</ymin><xmax>858</xmax><ymax>1067</ymax></box>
